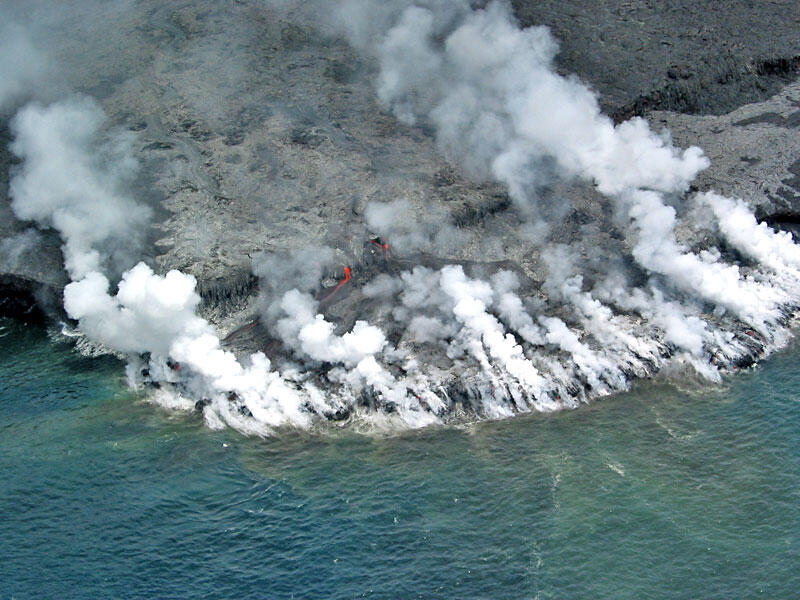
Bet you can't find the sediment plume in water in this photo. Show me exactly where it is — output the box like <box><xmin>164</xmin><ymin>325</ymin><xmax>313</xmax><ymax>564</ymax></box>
<box><xmin>2</xmin><ymin>1</ymin><xmax>799</xmax><ymax>435</ymax></box>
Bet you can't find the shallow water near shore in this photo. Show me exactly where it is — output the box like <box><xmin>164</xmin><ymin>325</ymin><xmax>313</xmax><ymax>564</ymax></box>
<box><xmin>1</xmin><ymin>317</ymin><xmax>798</xmax><ymax>599</ymax></box>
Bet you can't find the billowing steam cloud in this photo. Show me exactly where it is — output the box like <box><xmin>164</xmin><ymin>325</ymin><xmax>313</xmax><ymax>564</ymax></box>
<box><xmin>4</xmin><ymin>0</ymin><xmax>800</xmax><ymax>436</ymax></box>
<box><xmin>285</xmin><ymin>0</ymin><xmax>799</xmax><ymax>401</ymax></box>
<box><xmin>9</xmin><ymin>98</ymin><xmax>150</xmax><ymax>279</ymax></box>
<box><xmin>330</xmin><ymin>0</ymin><xmax>707</xmax><ymax>193</ymax></box>
<box><xmin>330</xmin><ymin>0</ymin><xmax>787</xmax><ymax>322</ymax></box>
<box><xmin>7</xmin><ymin>99</ymin><xmax>316</xmax><ymax>434</ymax></box>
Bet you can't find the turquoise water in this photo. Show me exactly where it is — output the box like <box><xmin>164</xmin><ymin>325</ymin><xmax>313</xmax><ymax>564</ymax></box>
<box><xmin>1</xmin><ymin>318</ymin><xmax>798</xmax><ymax>599</ymax></box>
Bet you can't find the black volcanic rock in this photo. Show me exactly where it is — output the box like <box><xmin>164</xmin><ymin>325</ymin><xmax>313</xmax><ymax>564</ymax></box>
<box><xmin>511</xmin><ymin>0</ymin><xmax>800</xmax><ymax>119</ymax></box>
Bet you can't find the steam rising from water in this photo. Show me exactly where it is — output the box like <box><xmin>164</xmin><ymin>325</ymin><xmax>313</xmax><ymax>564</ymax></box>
<box><xmin>4</xmin><ymin>0</ymin><xmax>800</xmax><ymax>435</ymax></box>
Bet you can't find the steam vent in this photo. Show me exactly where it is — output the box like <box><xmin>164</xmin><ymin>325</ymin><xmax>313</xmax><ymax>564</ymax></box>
<box><xmin>2</xmin><ymin>0</ymin><xmax>800</xmax><ymax>436</ymax></box>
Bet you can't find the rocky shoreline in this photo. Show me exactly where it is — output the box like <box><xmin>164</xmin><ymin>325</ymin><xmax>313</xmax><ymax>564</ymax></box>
<box><xmin>1</xmin><ymin>1</ymin><xmax>800</xmax><ymax>431</ymax></box>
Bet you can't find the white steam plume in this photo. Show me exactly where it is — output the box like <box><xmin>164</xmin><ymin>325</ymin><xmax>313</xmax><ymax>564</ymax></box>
<box><xmin>328</xmin><ymin>0</ymin><xmax>800</xmax><ymax>336</ymax></box>
<box><xmin>9</xmin><ymin>97</ymin><xmax>150</xmax><ymax>279</ymax></box>
<box><xmin>332</xmin><ymin>0</ymin><xmax>708</xmax><ymax>195</ymax></box>
<box><xmin>624</xmin><ymin>189</ymin><xmax>787</xmax><ymax>331</ymax></box>
<box><xmin>6</xmin><ymin>98</ymin><xmax>313</xmax><ymax>433</ymax></box>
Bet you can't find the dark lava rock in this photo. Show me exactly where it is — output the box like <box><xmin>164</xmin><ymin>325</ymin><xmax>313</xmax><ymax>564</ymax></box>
<box><xmin>0</xmin><ymin>274</ymin><xmax>49</xmax><ymax>322</ymax></box>
<box><xmin>511</xmin><ymin>0</ymin><xmax>800</xmax><ymax>118</ymax></box>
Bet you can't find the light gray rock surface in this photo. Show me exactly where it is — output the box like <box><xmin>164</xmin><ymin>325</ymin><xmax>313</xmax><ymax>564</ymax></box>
<box><xmin>652</xmin><ymin>81</ymin><xmax>800</xmax><ymax>225</ymax></box>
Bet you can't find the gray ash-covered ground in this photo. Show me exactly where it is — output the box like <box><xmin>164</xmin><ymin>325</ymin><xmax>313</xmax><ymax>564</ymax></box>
<box><xmin>1</xmin><ymin>1</ymin><xmax>800</xmax><ymax>431</ymax></box>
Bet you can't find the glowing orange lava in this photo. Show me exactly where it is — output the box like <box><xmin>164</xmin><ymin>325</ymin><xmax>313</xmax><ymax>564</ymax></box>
<box><xmin>320</xmin><ymin>266</ymin><xmax>352</xmax><ymax>304</ymax></box>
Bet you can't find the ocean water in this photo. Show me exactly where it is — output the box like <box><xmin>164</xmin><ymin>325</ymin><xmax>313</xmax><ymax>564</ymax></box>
<box><xmin>1</xmin><ymin>317</ymin><xmax>798</xmax><ymax>599</ymax></box>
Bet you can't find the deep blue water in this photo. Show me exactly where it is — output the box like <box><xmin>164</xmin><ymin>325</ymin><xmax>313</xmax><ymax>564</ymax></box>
<box><xmin>1</xmin><ymin>317</ymin><xmax>798</xmax><ymax>599</ymax></box>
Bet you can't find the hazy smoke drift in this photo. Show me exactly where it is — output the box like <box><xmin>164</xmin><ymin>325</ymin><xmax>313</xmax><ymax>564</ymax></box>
<box><xmin>0</xmin><ymin>22</ymin><xmax>47</xmax><ymax>111</ymax></box>
<box><xmin>297</xmin><ymin>0</ymin><xmax>800</xmax><ymax>399</ymax></box>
